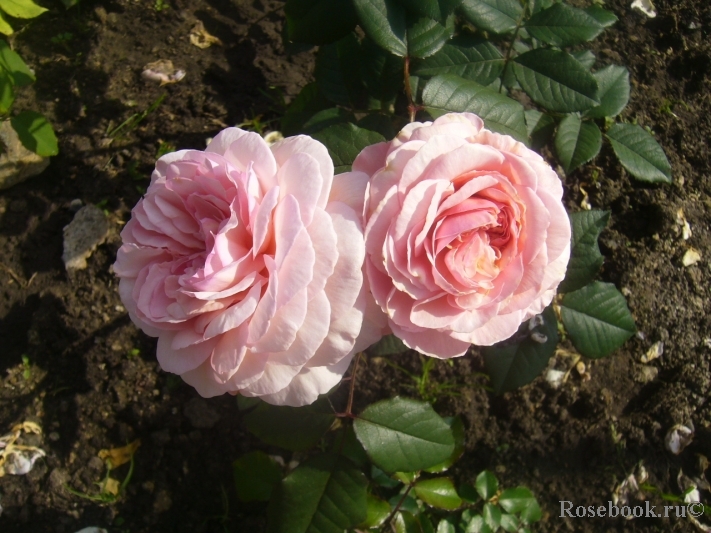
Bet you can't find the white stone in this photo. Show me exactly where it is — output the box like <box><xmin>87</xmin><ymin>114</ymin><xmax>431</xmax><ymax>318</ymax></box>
<box><xmin>62</xmin><ymin>205</ymin><xmax>110</xmax><ymax>271</ymax></box>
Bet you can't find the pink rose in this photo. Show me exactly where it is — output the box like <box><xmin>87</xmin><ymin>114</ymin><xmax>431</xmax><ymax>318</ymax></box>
<box><xmin>353</xmin><ymin>113</ymin><xmax>571</xmax><ymax>358</ymax></box>
<box><xmin>113</xmin><ymin>128</ymin><xmax>377</xmax><ymax>406</ymax></box>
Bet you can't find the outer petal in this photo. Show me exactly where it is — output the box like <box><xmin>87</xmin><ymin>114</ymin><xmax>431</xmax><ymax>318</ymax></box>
<box><xmin>390</xmin><ymin>321</ymin><xmax>471</xmax><ymax>359</ymax></box>
<box><xmin>259</xmin><ymin>355</ymin><xmax>353</xmax><ymax>407</ymax></box>
<box><xmin>157</xmin><ymin>332</ymin><xmax>217</xmax><ymax>375</ymax></box>
<box><xmin>352</xmin><ymin>141</ymin><xmax>389</xmax><ymax>176</ymax></box>
<box><xmin>270</xmin><ymin>135</ymin><xmax>334</xmax><ymax>208</ymax></box>
<box><xmin>329</xmin><ymin>171</ymin><xmax>369</xmax><ymax>215</ymax></box>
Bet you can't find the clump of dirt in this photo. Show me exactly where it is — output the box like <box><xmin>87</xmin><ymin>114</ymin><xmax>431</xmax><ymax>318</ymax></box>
<box><xmin>0</xmin><ymin>0</ymin><xmax>710</xmax><ymax>532</ymax></box>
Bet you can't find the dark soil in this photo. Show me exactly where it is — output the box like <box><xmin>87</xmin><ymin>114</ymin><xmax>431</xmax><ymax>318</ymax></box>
<box><xmin>0</xmin><ymin>0</ymin><xmax>710</xmax><ymax>532</ymax></box>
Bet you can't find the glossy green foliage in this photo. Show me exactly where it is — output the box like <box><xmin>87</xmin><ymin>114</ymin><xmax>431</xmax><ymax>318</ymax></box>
<box><xmin>482</xmin><ymin>306</ymin><xmax>558</xmax><ymax>393</ymax></box>
<box><xmin>561</xmin><ymin>282</ymin><xmax>636</xmax><ymax>359</ymax></box>
<box><xmin>354</xmin><ymin>397</ymin><xmax>455</xmax><ymax>473</ymax></box>
<box><xmin>243</xmin><ymin>397</ymin><xmax>335</xmax><ymax>451</ymax></box>
<box><xmin>280</xmin><ymin>0</ymin><xmax>666</xmax><ymax>186</ymax></box>
<box><xmin>267</xmin><ymin>453</ymin><xmax>368</xmax><ymax>533</ymax></box>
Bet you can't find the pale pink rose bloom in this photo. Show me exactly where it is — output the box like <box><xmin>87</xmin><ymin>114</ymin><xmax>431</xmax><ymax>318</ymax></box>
<box><xmin>113</xmin><ymin>128</ymin><xmax>379</xmax><ymax>406</ymax></box>
<box><xmin>350</xmin><ymin>113</ymin><xmax>571</xmax><ymax>358</ymax></box>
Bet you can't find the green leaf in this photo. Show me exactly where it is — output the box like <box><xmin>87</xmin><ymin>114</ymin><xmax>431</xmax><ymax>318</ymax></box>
<box><xmin>458</xmin><ymin>483</ymin><xmax>479</xmax><ymax>503</ymax></box>
<box><xmin>236</xmin><ymin>395</ymin><xmax>261</xmax><ymax>411</ymax></box>
<box><xmin>393</xmin><ymin>471</ymin><xmax>418</xmax><ymax>484</ymax></box>
<box><xmin>358</xmin><ymin>113</ymin><xmax>397</xmax><ymax>139</ymax></box>
<box><xmin>0</xmin><ymin>40</ymin><xmax>34</xmax><ymax>86</ymax></box>
<box><xmin>390</xmin><ymin>494</ymin><xmax>420</xmax><ymax>516</ymax></box>
<box><xmin>584</xmin><ymin>5</ymin><xmax>618</xmax><ymax>28</ymax></box>
<box><xmin>585</xmin><ymin>65</ymin><xmax>630</xmax><ymax>118</ymax></box>
<box><xmin>424</xmin><ymin>416</ymin><xmax>465</xmax><ymax>473</ymax></box>
<box><xmin>407</xmin><ymin>15</ymin><xmax>453</xmax><ymax>59</ymax></box>
<box><xmin>436</xmin><ymin>518</ymin><xmax>456</xmax><ymax>533</ymax></box>
<box><xmin>337</xmin><ymin>425</ymin><xmax>370</xmax><ymax>468</ymax></box>
<box><xmin>559</xmin><ymin>210</ymin><xmax>610</xmax><ymax>293</ymax></box>
<box><xmin>395</xmin><ymin>511</ymin><xmax>421</xmax><ymax>533</ymax></box>
<box><xmin>284</xmin><ymin>0</ymin><xmax>357</xmax><ymax>45</ymax></box>
<box><xmin>530</xmin><ymin>0</ymin><xmax>555</xmax><ymax>14</ymax></box>
<box><xmin>465</xmin><ymin>516</ymin><xmax>493</xmax><ymax>533</ymax></box>
<box><xmin>512</xmin><ymin>49</ymin><xmax>600</xmax><ymax>113</ymax></box>
<box><xmin>281</xmin><ymin>83</ymin><xmax>331</xmax><ymax>136</ymax></box>
<box><xmin>439</xmin><ymin>0</ymin><xmax>464</xmax><ymax>17</ymax></box>
<box><xmin>369</xmin><ymin>333</ymin><xmax>408</xmax><ymax>356</ymax></box>
<box><xmin>267</xmin><ymin>453</ymin><xmax>367</xmax><ymax>533</ymax></box>
<box><xmin>0</xmin><ymin>67</ymin><xmax>15</xmax><ymax>113</ymax></box>
<box><xmin>0</xmin><ymin>0</ymin><xmax>46</xmax><ymax>18</ymax></box>
<box><xmin>397</xmin><ymin>0</ymin><xmax>442</xmax><ymax>20</ymax></box>
<box><xmin>498</xmin><ymin>487</ymin><xmax>542</xmax><ymax>523</ymax></box>
<box><xmin>482</xmin><ymin>503</ymin><xmax>502</xmax><ymax>529</ymax></box>
<box><xmin>417</xmin><ymin>513</ymin><xmax>436</xmax><ymax>533</ymax></box>
<box><xmin>302</xmin><ymin>107</ymin><xmax>356</xmax><ymax>134</ymax></box>
<box><xmin>414</xmin><ymin>477</ymin><xmax>462</xmax><ymax>510</ymax></box>
<box><xmin>422</xmin><ymin>74</ymin><xmax>527</xmax><ymax>143</ymax></box>
<box><xmin>353</xmin><ymin>0</ymin><xmax>407</xmax><ymax>56</ymax></box>
<box><xmin>459</xmin><ymin>0</ymin><xmax>522</xmax><ymax>35</ymax></box>
<box><xmin>361</xmin><ymin>37</ymin><xmax>405</xmax><ymax>103</ymax></box>
<box><xmin>560</xmin><ymin>281</ymin><xmax>636</xmax><ymax>359</ymax></box>
<box><xmin>371</xmin><ymin>465</ymin><xmax>401</xmax><ymax>488</ymax></box>
<box><xmin>524</xmin><ymin>109</ymin><xmax>555</xmax><ymax>150</ymax></box>
<box><xmin>11</xmin><ymin>111</ymin><xmax>58</xmax><ymax>156</ymax></box>
<box><xmin>475</xmin><ymin>470</ymin><xmax>498</xmax><ymax>500</ymax></box>
<box><xmin>354</xmin><ymin>397</ymin><xmax>455</xmax><ymax>473</ymax></box>
<box><xmin>571</xmin><ymin>50</ymin><xmax>596</xmax><ymax>70</ymax></box>
<box><xmin>312</xmin><ymin>122</ymin><xmax>385</xmax><ymax>173</ymax></box>
<box><xmin>482</xmin><ymin>305</ymin><xmax>558</xmax><ymax>394</ymax></box>
<box><xmin>360</xmin><ymin>493</ymin><xmax>391</xmax><ymax>529</ymax></box>
<box><xmin>243</xmin><ymin>397</ymin><xmax>335</xmax><ymax>451</ymax></box>
<box><xmin>314</xmin><ymin>34</ymin><xmax>364</xmax><ymax>106</ymax></box>
<box><xmin>412</xmin><ymin>36</ymin><xmax>504</xmax><ymax>86</ymax></box>
<box><xmin>554</xmin><ymin>114</ymin><xmax>602</xmax><ymax>173</ymax></box>
<box><xmin>525</xmin><ymin>3</ymin><xmax>605</xmax><ymax>47</ymax></box>
<box><xmin>499</xmin><ymin>514</ymin><xmax>519</xmax><ymax>532</ymax></box>
<box><xmin>232</xmin><ymin>451</ymin><xmax>282</xmax><ymax>502</ymax></box>
<box><xmin>0</xmin><ymin>12</ymin><xmax>13</xmax><ymax>34</ymax></box>
<box><xmin>605</xmin><ymin>123</ymin><xmax>672</xmax><ymax>183</ymax></box>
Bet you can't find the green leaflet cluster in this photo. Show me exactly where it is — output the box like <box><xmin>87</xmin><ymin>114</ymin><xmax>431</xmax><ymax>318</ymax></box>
<box><xmin>234</xmin><ymin>396</ymin><xmax>542</xmax><ymax>533</ymax></box>
<box><xmin>0</xmin><ymin>1</ymin><xmax>58</xmax><ymax>157</ymax></box>
<box><xmin>282</xmin><ymin>0</ymin><xmax>671</xmax><ymax>183</ymax></box>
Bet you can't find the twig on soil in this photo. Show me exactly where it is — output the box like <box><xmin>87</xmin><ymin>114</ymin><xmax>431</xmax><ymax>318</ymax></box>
<box><xmin>0</xmin><ymin>263</ymin><xmax>36</xmax><ymax>289</ymax></box>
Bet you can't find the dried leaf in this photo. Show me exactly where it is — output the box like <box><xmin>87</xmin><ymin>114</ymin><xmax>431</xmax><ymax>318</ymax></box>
<box><xmin>189</xmin><ymin>21</ymin><xmax>223</xmax><ymax>49</ymax></box>
<box><xmin>98</xmin><ymin>440</ymin><xmax>140</xmax><ymax>469</ymax></box>
<box><xmin>103</xmin><ymin>477</ymin><xmax>121</xmax><ymax>496</ymax></box>
<box><xmin>12</xmin><ymin>421</ymin><xmax>42</xmax><ymax>435</ymax></box>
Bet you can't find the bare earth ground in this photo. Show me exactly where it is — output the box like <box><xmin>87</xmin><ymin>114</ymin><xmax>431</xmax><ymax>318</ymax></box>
<box><xmin>0</xmin><ymin>0</ymin><xmax>709</xmax><ymax>532</ymax></box>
